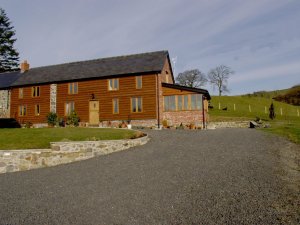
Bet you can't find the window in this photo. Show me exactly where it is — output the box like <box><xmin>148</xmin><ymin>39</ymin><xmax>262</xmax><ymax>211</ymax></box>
<box><xmin>19</xmin><ymin>88</ymin><xmax>23</xmax><ymax>99</ymax></box>
<box><xmin>136</xmin><ymin>76</ymin><xmax>142</xmax><ymax>89</ymax></box>
<box><xmin>108</xmin><ymin>79</ymin><xmax>119</xmax><ymax>91</ymax></box>
<box><xmin>131</xmin><ymin>97</ymin><xmax>142</xmax><ymax>113</ymax></box>
<box><xmin>32</xmin><ymin>86</ymin><xmax>40</xmax><ymax>97</ymax></box>
<box><xmin>65</xmin><ymin>102</ymin><xmax>75</xmax><ymax>116</ymax></box>
<box><xmin>112</xmin><ymin>98</ymin><xmax>119</xmax><ymax>114</ymax></box>
<box><xmin>164</xmin><ymin>96</ymin><xmax>176</xmax><ymax>111</ymax></box>
<box><xmin>68</xmin><ymin>82</ymin><xmax>78</xmax><ymax>94</ymax></box>
<box><xmin>163</xmin><ymin>94</ymin><xmax>203</xmax><ymax>112</ymax></box>
<box><xmin>19</xmin><ymin>105</ymin><xmax>27</xmax><ymax>116</ymax></box>
<box><xmin>35</xmin><ymin>104</ymin><xmax>40</xmax><ymax>116</ymax></box>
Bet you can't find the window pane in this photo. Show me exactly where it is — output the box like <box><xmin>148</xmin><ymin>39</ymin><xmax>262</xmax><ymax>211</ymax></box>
<box><xmin>69</xmin><ymin>83</ymin><xmax>73</xmax><ymax>94</ymax></box>
<box><xmin>114</xmin><ymin>79</ymin><xmax>119</xmax><ymax>90</ymax></box>
<box><xmin>183</xmin><ymin>95</ymin><xmax>189</xmax><ymax>110</ymax></box>
<box><xmin>37</xmin><ymin>87</ymin><xmax>40</xmax><ymax>96</ymax></box>
<box><xmin>19</xmin><ymin>88</ymin><xmax>23</xmax><ymax>98</ymax></box>
<box><xmin>74</xmin><ymin>83</ymin><xmax>78</xmax><ymax>93</ymax></box>
<box><xmin>191</xmin><ymin>95</ymin><xmax>196</xmax><ymax>110</ymax></box>
<box><xmin>109</xmin><ymin>80</ymin><xmax>113</xmax><ymax>90</ymax></box>
<box><xmin>196</xmin><ymin>94</ymin><xmax>202</xmax><ymax>110</ymax></box>
<box><xmin>23</xmin><ymin>106</ymin><xmax>26</xmax><ymax>115</ymax></box>
<box><xmin>164</xmin><ymin>97</ymin><xmax>169</xmax><ymax>111</ymax></box>
<box><xmin>177</xmin><ymin>95</ymin><xmax>182</xmax><ymax>111</ymax></box>
<box><xmin>132</xmin><ymin>98</ymin><xmax>136</xmax><ymax>112</ymax></box>
<box><xmin>136</xmin><ymin>76</ymin><xmax>142</xmax><ymax>89</ymax></box>
<box><xmin>113</xmin><ymin>99</ymin><xmax>119</xmax><ymax>114</ymax></box>
<box><xmin>170</xmin><ymin>96</ymin><xmax>176</xmax><ymax>111</ymax></box>
<box><xmin>137</xmin><ymin>97</ymin><xmax>142</xmax><ymax>112</ymax></box>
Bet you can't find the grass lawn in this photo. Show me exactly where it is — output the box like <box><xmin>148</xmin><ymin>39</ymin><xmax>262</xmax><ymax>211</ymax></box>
<box><xmin>0</xmin><ymin>128</ymin><xmax>138</xmax><ymax>150</ymax></box>
<box><xmin>209</xmin><ymin>95</ymin><xmax>300</xmax><ymax>144</ymax></box>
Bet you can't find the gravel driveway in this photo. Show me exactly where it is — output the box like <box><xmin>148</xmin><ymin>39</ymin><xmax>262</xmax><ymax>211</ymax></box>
<box><xmin>0</xmin><ymin>129</ymin><xmax>299</xmax><ymax>225</ymax></box>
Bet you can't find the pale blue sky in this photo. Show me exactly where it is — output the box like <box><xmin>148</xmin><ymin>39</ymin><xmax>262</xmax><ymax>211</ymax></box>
<box><xmin>1</xmin><ymin>0</ymin><xmax>299</xmax><ymax>95</ymax></box>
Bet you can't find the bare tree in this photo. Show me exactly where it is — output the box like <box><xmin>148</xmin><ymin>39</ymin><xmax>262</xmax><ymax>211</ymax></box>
<box><xmin>208</xmin><ymin>65</ymin><xmax>234</xmax><ymax>96</ymax></box>
<box><xmin>176</xmin><ymin>69</ymin><xmax>207</xmax><ymax>88</ymax></box>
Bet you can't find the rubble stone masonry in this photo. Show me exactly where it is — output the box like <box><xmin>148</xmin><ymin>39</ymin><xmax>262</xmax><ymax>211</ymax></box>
<box><xmin>0</xmin><ymin>90</ymin><xmax>10</xmax><ymax>118</ymax></box>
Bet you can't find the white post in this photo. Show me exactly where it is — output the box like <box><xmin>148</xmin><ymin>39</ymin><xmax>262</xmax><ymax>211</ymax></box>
<box><xmin>265</xmin><ymin>106</ymin><xmax>267</xmax><ymax>114</ymax></box>
<box><xmin>219</xmin><ymin>102</ymin><xmax>221</xmax><ymax>110</ymax></box>
<box><xmin>233</xmin><ymin>103</ymin><xmax>236</xmax><ymax>111</ymax></box>
<box><xmin>249</xmin><ymin>105</ymin><xmax>251</xmax><ymax>112</ymax></box>
<box><xmin>280</xmin><ymin>108</ymin><xmax>283</xmax><ymax>116</ymax></box>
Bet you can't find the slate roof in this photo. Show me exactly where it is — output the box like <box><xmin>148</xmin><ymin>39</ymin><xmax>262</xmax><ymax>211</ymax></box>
<box><xmin>162</xmin><ymin>82</ymin><xmax>211</xmax><ymax>100</ymax></box>
<box><xmin>10</xmin><ymin>50</ymin><xmax>169</xmax><ymax>87</ymax></box>
<box><xmin>0</xmin><ymin>71</ymin><xmax>21</xmax><ymax>90</ymax></box>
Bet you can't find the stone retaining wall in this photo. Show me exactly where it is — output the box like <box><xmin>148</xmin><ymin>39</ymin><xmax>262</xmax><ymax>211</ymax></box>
<box><xmin>207</xmin><ymin>121</ymin><xmax>249</xmax><ymax>129</ymax></box>
<box><xmin>0</xmin><ymin>135</ymin><xmax>149</xmax><ymax>174</ymax></box>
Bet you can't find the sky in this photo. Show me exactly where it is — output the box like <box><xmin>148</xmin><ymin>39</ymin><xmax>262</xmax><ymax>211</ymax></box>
<box><xmin>1</xmin><ymin>0</ymin><xmax>299</xmax><ymax>95</ymax></box>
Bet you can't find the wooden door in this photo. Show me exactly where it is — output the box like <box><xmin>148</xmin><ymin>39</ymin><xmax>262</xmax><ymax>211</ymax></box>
<box><xmin>89</xmin><ymin>101</ymin><xmax>99</xmax><ymax>125</ymax></box>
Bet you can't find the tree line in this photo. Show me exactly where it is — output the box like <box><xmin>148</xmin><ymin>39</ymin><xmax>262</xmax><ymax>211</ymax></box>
<box><xmin>176</xmin><ymin>65</ymin><xmax>234</xmax><ymax>96</ymax></box>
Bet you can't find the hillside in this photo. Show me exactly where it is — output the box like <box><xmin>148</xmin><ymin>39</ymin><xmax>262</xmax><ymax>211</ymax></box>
<box><xmin>209</xmin><ymin>95</ymin><xmax>300</xmax><ymax>121</ymax></box>
<box><xmin>209</xmin><ymin>95</ymin><xmax>300</xmax><ymax>143</ymax></box>
<box><xmin>242</xmin><ymin>85</ymin><xmax>300</xmax><ymax>106</ymax></box>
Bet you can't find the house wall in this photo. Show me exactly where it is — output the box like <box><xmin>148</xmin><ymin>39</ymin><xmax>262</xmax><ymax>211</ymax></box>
<box><xmin>55</xmin><ymin>74</ymin><xmax>158</xmax><ymax>123</ymax></box>
<box><xmin>0</xmin><ymin>90</ymin><xmax>10</xmax><ymax>118</ymax></box>
<box><xmin>10</xmin><ymin>84</ymin><xmax>50</xmax><ymax>124</ymax></box>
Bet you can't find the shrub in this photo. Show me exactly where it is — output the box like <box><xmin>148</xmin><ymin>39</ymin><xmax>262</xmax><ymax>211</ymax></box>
<box><xmin>47</xmin><ymin>112</ymin><xmax>58</xmax><ymax>126</ymax></box>
<box><xmin>67</xmin><ymin>110</ymin><xmax>80</xmax><ymax>127</ymax></box>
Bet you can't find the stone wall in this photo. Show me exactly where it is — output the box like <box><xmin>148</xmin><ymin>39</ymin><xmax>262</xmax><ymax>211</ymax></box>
<box><xmin>207</xmin><ymin>121</ymin><xmax>249</xmax><ymax>129</ymax></box>
<box><xmin>0</xmin><ymin>135</ymin><xmax>149</xmax><ymax>174</ymax></box>
<box><xmin>50</xmin><ymin>84</ymin><xmax>57</xmax><ymax>113</ymax></box>
<box><xmin>0</xmin><ymin>90</ymin><xmax>10</xmax><ymax>118</ymax></box>
<box><xmin>99</xmin><ymin>119</ymin><xmax>158</xmax><ymax>128</ymax></box>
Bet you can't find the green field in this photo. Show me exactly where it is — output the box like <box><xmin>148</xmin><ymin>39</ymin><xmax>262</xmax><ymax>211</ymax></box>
<box><xmin>0</xmin><ymin>128</ymin><xmax>138</xmax><ymax>150</ymax></box>
<box><xmin>209</xmin><ymin>95</ymin><xmax>300</xmax><ymax>144</ymax></box>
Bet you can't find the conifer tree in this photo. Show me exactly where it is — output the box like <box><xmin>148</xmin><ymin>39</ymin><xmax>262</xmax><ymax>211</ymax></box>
<box><xmin>0</xmin><ymin>8</ymin><xmax>19</xmax><ymax>72</ymax></box>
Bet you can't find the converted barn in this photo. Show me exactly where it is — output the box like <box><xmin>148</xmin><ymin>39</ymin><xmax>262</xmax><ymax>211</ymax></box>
<box><xmin>0</xmin><ymin>50</ymin><xmax>210</xmax><ymax>128</ymax></box>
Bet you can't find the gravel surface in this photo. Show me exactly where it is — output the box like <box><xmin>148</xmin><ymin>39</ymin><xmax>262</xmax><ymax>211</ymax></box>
<box><xmin>0</xmin><ymin>128</ymin><xmax>299</xmax><ymax>225</ymax></box>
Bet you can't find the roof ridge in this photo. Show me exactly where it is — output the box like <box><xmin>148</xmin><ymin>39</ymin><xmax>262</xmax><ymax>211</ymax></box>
<box><xmin>29</xmin><ymin>50</ymin><xmax>169</xmax><ymax>70</ymax></box>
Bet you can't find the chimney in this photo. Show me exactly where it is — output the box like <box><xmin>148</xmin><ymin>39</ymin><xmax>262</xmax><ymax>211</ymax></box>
<box><xmin>20</xmin><ymin>60</ymin><xmax>30</xmax><ymax>73</ymax></box>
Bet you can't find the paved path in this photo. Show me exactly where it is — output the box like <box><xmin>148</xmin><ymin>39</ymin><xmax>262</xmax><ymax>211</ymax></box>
<box><xmin>0</xmin><ymin>129</ymin><xmax>299</xmax><ymax>225</ymax></box>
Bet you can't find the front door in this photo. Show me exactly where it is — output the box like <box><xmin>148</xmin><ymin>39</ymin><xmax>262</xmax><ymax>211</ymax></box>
<box><xmin>89</xmin><ymin>100</ymin><xmax>99</xmax><ymax>125</ymax></box>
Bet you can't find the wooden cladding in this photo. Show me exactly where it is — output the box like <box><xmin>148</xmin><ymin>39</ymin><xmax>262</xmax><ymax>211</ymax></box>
<box><xmin>56</xmin><ymin>74</ymin><xmax>157</xmax><ymax>122</ymax></box>
<box><xmin>11</xmin><ymin>84</ymin><xmax>50</xmax><ymax>123</ymax></box>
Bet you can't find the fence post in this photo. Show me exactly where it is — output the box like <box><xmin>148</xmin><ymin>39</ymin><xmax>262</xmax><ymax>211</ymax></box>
<box><xmin>297</xmin><ymin>109</ymin><xmax>299</xmax><ymax>117</ymax></box>
<box><xmin>280</xmin><ymin>108</ymin><xmax>283</xmax><ymax>116</ymax></box>
<box><xmin>219</xmin><ymin>102</ymin><xmax>221</xmax><ymax>110</ymax></box>
<box><xmin>249</xmin><ymin>105</ymin><xmax>251</xmax><ymax>112</ymax></box>
<box><xmin>233</xmin><ymin>103</ymin><xmax>236</xmax><ymax>111</ymax></box>
<box><xmin>265</xmin><ymin>106</ymin><xmax>267</xmax><ymax>114</ymax></box>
